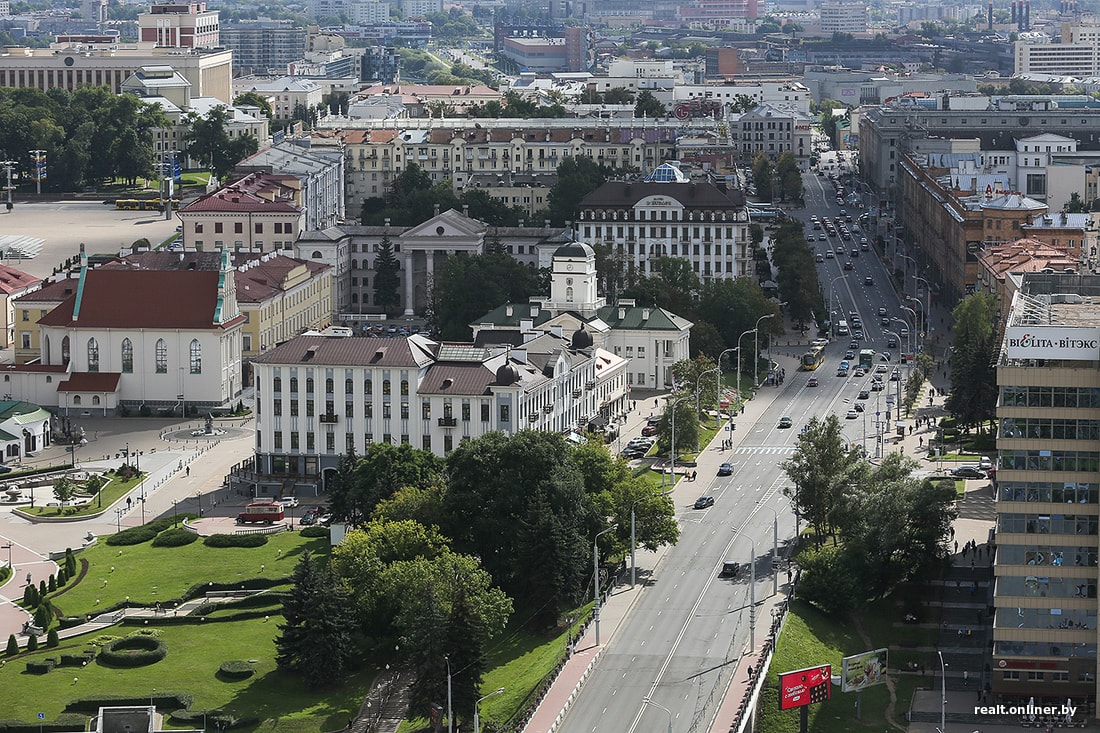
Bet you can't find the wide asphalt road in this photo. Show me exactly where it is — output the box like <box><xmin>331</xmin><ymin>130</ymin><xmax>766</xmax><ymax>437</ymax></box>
<box><xmin>557</xmin><ymin>170</ymin><xmax>912</xmax><ymax>733</ymax></box>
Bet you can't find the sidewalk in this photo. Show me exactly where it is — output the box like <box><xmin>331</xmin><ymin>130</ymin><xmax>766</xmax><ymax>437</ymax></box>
<box><xmin>522</xmin><ymin>350</ymin><xmax>807</xmax><ymax>733</ymax></box>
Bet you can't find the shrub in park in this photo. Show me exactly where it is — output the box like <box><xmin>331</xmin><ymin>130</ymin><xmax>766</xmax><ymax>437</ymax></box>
<box><xmin>57</xmin><ymin>568</ymin><xmax>67</xmax><ymax>586</ymax></box>
<box><xmin>203</xmin><ymin>534</ymin><xmax>267</xmax><ymax>548</ymax></box>
<box><xmin>23</xmin><ymin>583</ymin><xmax>38</xmax><ymax>606</ymax></box>
<box><xmin>26</xmin><ymin>634</ymin><xmax>38</xmax><ymax>652</ymax></box>
<box><xmin>218</xmin><ymin>660</ymin><xmax>255</xmax><ymax>680</ymax></box>
<box><xmin>47</xmin><ymin>574</ymin><xmax>56</xmax><ymax>593</ymax></box>
<box><xmin>152</xmin><ymin>528</ymin><xmax>199</xmax><ymax>547</ymax></box>
<box><xmin>26</xmin><ymin>658</ymin><xmax>55</xmax><ymax>674</ymax></box>
<box><xmin>99</xmin><ymin>634</ymin><xmax>167</xmax><ymax>667</ymax></box>
<box><xmin>6</xmin><ymin>634</ymin><xmax>18</xmax><ymax>656</ymax></box>
<box><xmin>65</xmin><ymin>548</ymin><xmax>77</xmax><ymax>576</ymax></box>
<box><xmin>38</xmin><ymin>580</ymin><xmax>46</xmax><ymax>598</ymax></box>
<box><xmin>34</xmin><ymin>605</ymin><xmax>50</xmax><ymax>630</ymax></box>
<box><xmin>299</xmin><ymin>526</ymin><xmax>328</xmax><ymax>538</ymax></box>
<box><xmin>107</xmin><ymin>525</ymin><xmax>158</xmax><ymax>546</ymax></box>
<box><xmin>46</xmin><ymin>628</ymin><xmax>59</xmax><ymax>648</ymax></box>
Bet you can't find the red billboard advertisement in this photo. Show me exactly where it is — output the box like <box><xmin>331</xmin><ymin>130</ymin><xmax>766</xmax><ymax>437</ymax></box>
<box><xmin>778</xmin><ymin>664</ymin><xmax>832</xmax><ymax>710</ymax></box>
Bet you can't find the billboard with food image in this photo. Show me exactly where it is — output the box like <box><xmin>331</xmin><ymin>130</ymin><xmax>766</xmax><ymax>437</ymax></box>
<box><xmin>841</xmin><ymin>648</ymin><xmax>888</xmax><ymax>693</ymax></box>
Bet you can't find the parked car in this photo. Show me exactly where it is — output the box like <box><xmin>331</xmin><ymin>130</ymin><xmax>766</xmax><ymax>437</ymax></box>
<box><xmin>951</xmin><ymin>466</ymin><xmax>986</xmax><ymax>479</ymax></box>
<box><xmin>978</xmin><ymin>456</ymin><xmax>994</xmax><ymax>470</ymax></box>
<box><xmin>641</xmin><ymin>424</ymin><xmax>658</xmax><ymax>436</ymax></box>
<box><xmin>718</xmin><ymin>462</ymin><xmax>734</xmax><ymax>476</ymax></box>
<box><xmin>275</xmin><ymin>496</ymin><xmax>300</xmax><ymax>508</ymax></box>
<box><xmin>693</xmin><ymin>495</ymin><xmax>715</xmax><ymax>509</ymax></box>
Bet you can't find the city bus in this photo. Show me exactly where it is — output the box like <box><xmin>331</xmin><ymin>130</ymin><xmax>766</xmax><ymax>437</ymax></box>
<box><xmin>115</xmin><ymin>199</ymin><xmax>142</xmax><ymax>210</ymax></box>
<box><xmin>236</xmin><ymin>501</ymin><xmax>285</xmax><ymax>525</ymax></box>
<box><xmin>858</xmin><ymin>349</ymin><xmax>875</xmax><ymax>370</ymax></box>
<box><xmin>800</xmin><ymin>344</ymin><xmax>826</xmax><ymax>371</ymax></box>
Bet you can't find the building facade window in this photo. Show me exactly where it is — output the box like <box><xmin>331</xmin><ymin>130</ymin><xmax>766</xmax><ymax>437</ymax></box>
<box><xmin>121</xmin><ymin>338</ymin><xmax>133</xmax><ymax>373</ymax></box>
<box><xmin>189</xmin><ymin>339</ymin><xmax>202</xmax><ymax>374</ymax></box>
<box><xmin>155</xmin><ymin>338</ymin><xmax>167</xmax><ymax>373</ymax></box>
<box><xmin>87</xmin><ymin>338</ymin><xmax>99</xmax><ymax>372</ymax></box>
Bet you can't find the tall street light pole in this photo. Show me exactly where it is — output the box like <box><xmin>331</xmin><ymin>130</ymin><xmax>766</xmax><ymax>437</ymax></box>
<box><xmin>667</xmin><ymin>395</ymin><xmax>692</xmax><ymax>487</ymax></box>
<box><xmin>473</xmin><ymin>687</ymin><xmax>504</xmax><ymax>733</ymax></box>
<box><xmin>754</xmin><ymin>312</ymin><xmax>777</xmax><ymax>386</ymax></box>
<box><xmin>445</xmin><ymin>655</ymin><xmax>453</xmax><ymax>733</ymax></box>
<box><xmin>0</xmin><ymin>160</ymin><xmax>16</xmax><ymax>213</ymax></box>
<box><xmin>1</xmin><ymin>543</ymin><xmax>11</xmax><ymax>573</ymax></box>
<box><xmin>937</xmin><ymin>650</ymin><xmax>947</xmax><ymax>733</ymax></box>
<box><xmin>694</xmin><ymin>367</ymin><xmax>720</xmax><ymax>450</ymax></box>
<box><xmin>593</xmin><ymin>523</ymin><xmax>618</xmax><ymax>646</ymax></box>
<box><xmin>642</xmin><ymin>698</ymin><xmax>674</xmax><ymax>733</ymax></box>
<box><xmin>735</xmin><ymin>328</ymin><xmax>756</xmax><ymax>400</ymax></box>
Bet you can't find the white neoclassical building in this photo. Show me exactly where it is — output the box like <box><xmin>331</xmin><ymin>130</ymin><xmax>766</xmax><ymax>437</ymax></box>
<box><xmin>240</xmin><ymin>322</ymin><xmax>628</xmax><ymax>495</ymax></box>
<box><xmin>3</xmin><ymin>250</ymin><xmax>245</xmax><ymax>414</ymax></box>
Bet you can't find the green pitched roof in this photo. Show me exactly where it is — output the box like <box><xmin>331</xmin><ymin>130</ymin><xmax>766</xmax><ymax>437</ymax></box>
<box><xmin>596</xmin><ymin>305</ymin><xmax>692</xmax><ymax>331</ymax></box>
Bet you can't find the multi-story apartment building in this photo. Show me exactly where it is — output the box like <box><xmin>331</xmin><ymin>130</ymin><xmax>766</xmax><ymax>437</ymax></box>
<box><xmin>1015</xmin><ymin>23</ymin><xmax>1100</xmax><ymax>76</ymax></box>
<box><xmin>819</xmin><ymin>2</ymin><xmax>868</xmax><ymax>33</ymax></box>
<box><xmin>733</xmin><ymin>104</ymin><xmax>812</xmax><ymax>168</ymax></box>
<box><xmin>137</xmin><ymin>1</ymin><xmax>220</xmax><ymax>49</ymax></box>
<box><xmin>575</xmin><ymin>162</ymin><xmax>751</xmax><ymax>281</ymax></box>
<box><xmin>219</xmin><ymin>22</ymin><xmax>306</xmax><ymax>73</ymax></box>
<box><xmin>232</xmin><ymin>76</ymin><xmax>324</xmax><ymax>120</ymax></box>
<box><xmin>334</xmin><ymin>123</ymin><xmax>678</xmax><ymax>207</ymax></box>
<box><xmin>0</xmin><ymin>43</ymin><xmax>233</xmax><ymax>103</ymax></box>
<box><xmin>178</xmin><ymin>172</ymin><xmax>306</xmax><ymax>252</ymax></box>
<box><xmin>242</xmin><ymin>326</ymin><xmax>628</xmax><ymax>494</ymax></box>
<box><xmin>974</xmin><ymin>238</ymin><xmax>1080</xmax><ymax>323</ymax></box>
<box><xmin>0</xmin><ymin>265</ymin><xmax>41</xmax><ymax>351</ymax></box>
<box><xmin>235</xmin><ymin>141</ymin><xmax>345</xmax><ymax>232</ymax></box>
<box><xmin>899</xmin><ymin>151</ymin><xmax>1047</xmax><ymax>304</ymax></box>
<box><xmin>993</xmin><ymin>272</ymin><xmax>1100</xmax><ymax>705</ymax></box>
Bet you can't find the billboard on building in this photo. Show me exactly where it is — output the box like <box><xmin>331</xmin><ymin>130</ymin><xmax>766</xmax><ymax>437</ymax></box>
<box><xmin>1004</xmin><ymin>326</ymin><xmax>1100</xmax><ymax>361</ymax></box>
<box><xmin>841</xmin><ymin>648</ymin><xmax>888</xmax><ymax>692</ymax></box>
<box><xmin>778</xmin><ymin>664</ymin><xmax>832</xmax><ymax>710</ymax></box>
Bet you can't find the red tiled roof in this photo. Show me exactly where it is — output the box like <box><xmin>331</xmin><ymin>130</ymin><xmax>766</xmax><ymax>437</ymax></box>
<box><xmin>57</xmin><ymin>372</ymin><xmax>121</xmax><ymax>392</ymax></box>
<box><xmin>183</xmin><ymin>188</ymin><xmax>301</xmax><ymax>213</ymax></box>
<box><xmin>0</xmin><ymin>363</ymin><xmax>67</xmax><ymax>373</ymax></box>
<box><xmin>12</xmin><ymin>278</ymin><xmax>78</xmax><ymax>304</ymax></box>
<box><xmin>0</xmin><ymin>264</ymin><xmax>41</xmax><ymax>295</ymax></box>
<box><xmin>38</xmin><ymin>270</ymin><xmax>231</xmax><ymax>330</ymax></box>
<box><xmin>253</xmin><ymin>335</ymin><xmax>437</xmax><ymax>367</ymax></box>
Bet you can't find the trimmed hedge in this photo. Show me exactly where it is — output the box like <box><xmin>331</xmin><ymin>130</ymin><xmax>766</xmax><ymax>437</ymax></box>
<box><xmin>66</xmin><ymin>693</ymin><xmax>192</xmax><ymax>714</ymax></box>
<box><xmin>121</xmin><ymin>609</ymin><xmax>275</xmax><ymax>626</ymax></box>
<box><xmin>0</xmin><ymin>714</ymin><xmax>88</xmax><ymax>732</ymax></box>
<box><xmin>152</xmin><ymin>528</ymin><xmax>199</xmax><ymax>547</ymax></box>
<box><xmin>59</xmin><ymin>651</ymin><xmax>96</xmax><ymax>667</ymax></box>
<box><xmin>168</xmin><ymin>710</ymin><xmax>258</xmax><ymax>731</ymax></box>
<box><xmin>25</xmin><ymin>659</ymin><xmax>56</xmax><ymax>674</ymax></box>
<box><xmin>299</xmin><ymin>526</ymin><xmax>328</xmax><ymax>538</ymax></box>
<box><xmin>203</xmin><ymin>534</ymin><xmax>268</xmax><ymax>548</ymax></box>
<box><xmin>193</xmin><ymin>591</ymin><xmax>288</xmax><ymax>615</ymax></box>
<box><xmin>98</xmin><ymin>634</ymin><xmax>167</xmax><ymax>667</ymax></box>
<box><xmin>217</xmin><ymin>660</ymin><xmax>255</xmax><ymax>680</ymax></box>
<box><xmin>106</xmin><ymin>517</ymin><xmax>177</xmax><ymax>546</ymax></box>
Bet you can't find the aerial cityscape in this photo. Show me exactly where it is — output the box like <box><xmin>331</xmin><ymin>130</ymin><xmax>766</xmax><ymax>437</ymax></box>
<box><xmin>1</xmin><ymin>0</ymin><xmax>1100</xmax><ymax>731</ymax></box>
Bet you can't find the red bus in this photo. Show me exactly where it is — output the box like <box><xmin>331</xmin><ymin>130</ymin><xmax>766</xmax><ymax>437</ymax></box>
<box><xmin>236</xmin><ymin>501</ymin><xmax>285</xmax><ymax>525</ymax></box>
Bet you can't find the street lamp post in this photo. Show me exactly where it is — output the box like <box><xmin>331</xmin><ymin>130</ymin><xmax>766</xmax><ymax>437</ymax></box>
<box><xmin>445</xmin><ymin>655</ymin><xmax>453</xmax><ymax>733</ymax></box>
<box><xmin>1</xmin><ymin>543</ymin><xmax>11</xmax><ymax>572</ymax></box>
<box><xmin>473</xmin><ymin>687</ymin><xmax>504</xmax><ymax>733</ymax></box>
<box><xmin>694</xmin><ymin>367</ymin><xmax>720</xmax><ymax>449</ymax></box>
<box><xmin>642</xmin><ymin>698</ymin><xmax>674</xmax><ymax>733</ymax></box>
<box><xmin>667</xmin><ymin>395</ymin><xmax>692</xmax><ymax>487</ymax></box>
<box><xmin>735</xmin><ymin>328</ymin><xmax>757</xmax><ymax>399</ymax></box>
<box><xmin>937</xmin><ymin>650</ymin><xmax>947</xmax><ymax>733</ymax></box>
<box><xmin>593</xmin><ymin>524</ymin><xmax>618</xmax><ymax>646</ymax></box>
<box><xmin>754</xmin><ymin>313</ymin><xmax>777</xmax><ymax>387</ymax></box>
<box><xmin>828</xmin><ymin>274</ymin><xmax>848</xmax><ymax>336</ymax></box>
<box><xmin>171</xmin><ymin>499</ymin><xmax>178</xmax><ymax>527</ymax></box>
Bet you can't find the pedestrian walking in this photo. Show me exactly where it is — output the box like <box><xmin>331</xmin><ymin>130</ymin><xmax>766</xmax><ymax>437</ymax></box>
<box><xmin>954</xmin><ymin>539</ymin><xmax>958</xmax><ymax>553</ymax></box>
<box><xmin>691</xmin><ymin>470</ymin><xmax>697</xmax><ymax>482</ymax></box>
<box><xmin>963</xmin><ymin>670</ymin><xmax>969</xmax><ymax>686</ymax></box>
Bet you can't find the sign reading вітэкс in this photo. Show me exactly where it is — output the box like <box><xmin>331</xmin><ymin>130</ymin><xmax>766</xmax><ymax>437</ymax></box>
<box><xmin>1004</xmin><ymin>326</ymin><xmax>1100</xmax><ymax>361</ymax></box>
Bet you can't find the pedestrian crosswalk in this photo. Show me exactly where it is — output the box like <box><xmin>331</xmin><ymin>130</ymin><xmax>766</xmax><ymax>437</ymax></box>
<box><xmin>733</xmin><ymin>446</ymin><xmax>797</xmax><ymax>455</ymax></box>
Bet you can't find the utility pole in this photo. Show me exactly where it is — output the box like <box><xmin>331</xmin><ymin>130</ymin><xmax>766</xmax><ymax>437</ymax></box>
<box><xmin>0</xmin><ymin>160</ymin><xmax>16</xmax><ymax>212</ymax></box>
<box><xmin>29</xmin><ymin>150</ymin><xmax>46</xmax><ymax>195</ymax></box>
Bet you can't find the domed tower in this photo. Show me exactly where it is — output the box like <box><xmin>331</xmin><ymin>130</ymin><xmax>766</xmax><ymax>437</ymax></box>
<box><xmin>547</xmin><ymin>241</ymin><xmax>604</xmax><ymax>316</ymax></box>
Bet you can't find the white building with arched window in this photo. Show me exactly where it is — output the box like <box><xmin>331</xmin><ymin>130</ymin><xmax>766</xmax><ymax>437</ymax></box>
<box><xmin>1</xmin><ymin>250</ymin><xmax>245</xmax><ymax>415</ymax></box>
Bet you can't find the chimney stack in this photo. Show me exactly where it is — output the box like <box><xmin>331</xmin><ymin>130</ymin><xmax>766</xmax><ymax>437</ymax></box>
<box><xmin>988</xmin><ymin>1</ymin><xmax>994</xmax><ymax>30</ymax></box>
<box><xmin>1011</xmin><ymin>0</ymin><xmax>1016</xmax><ymax>23</ymax></box>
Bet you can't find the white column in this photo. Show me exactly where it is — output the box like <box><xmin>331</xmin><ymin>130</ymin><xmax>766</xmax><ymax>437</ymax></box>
<box><xmin>403</xmin><ymin>250</ymin><xmax>415</xmax><ymax>316</ymax></box>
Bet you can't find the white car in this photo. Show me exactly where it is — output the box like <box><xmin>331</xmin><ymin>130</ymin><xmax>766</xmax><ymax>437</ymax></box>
<box><xmin>276</xmin><ymin>496</ymin><xmax>300</xmax><ymax>508</ymax></box>
<box><xmin>845</xmin><ymin>409</ymin><xmax>859</xmax><ymax>419</ymax></box>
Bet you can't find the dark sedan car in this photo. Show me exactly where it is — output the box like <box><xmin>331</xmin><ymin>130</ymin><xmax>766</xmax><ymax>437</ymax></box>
<box><xmin>951</xmin><ymin>466</ymin><xmax>987</xmax><ymax>479</ymax></box>
<box><xmin>717</xmin><ymin>462</ymin><xmax>734</xmax><ymax>476</ymax></box>
<box><xmin>693</xmin><ymin>495</ymin><xmax>716</xmax><ymax>509</ymax></box>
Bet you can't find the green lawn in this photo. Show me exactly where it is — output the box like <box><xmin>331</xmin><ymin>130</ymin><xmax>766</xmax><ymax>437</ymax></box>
<box><xmin>21</xmin><ymin>475</ymin><xmax>146</xmax><ymax>519</ymax></box>
<box><xmin>50</xmin><ymin>532</ymin><xmax>329</xmax><ymax>618</ymax></box>
<box><xmin>757</xmin><ymin>600</ymin><xmax>930</xmax><ymax>732</ymax></box>
<box><xmin>0</xmin><ymin>619</ymin><xmax>372</xmax><ymax>733</ymax></box>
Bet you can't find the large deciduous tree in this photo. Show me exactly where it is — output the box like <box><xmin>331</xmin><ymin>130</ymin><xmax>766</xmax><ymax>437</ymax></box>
<box><xmin>945</xmin><ymin>292</ymin><xmax>999</xmax><ymax>431</ymax></box>
<box><xmin>183</xmin><ymin>105</ymin><xmax>259</xmax><ymax>181</ymax></box>
<box><xmin>655</xmin><ymin>398</ymin><xmax>699</xmax><ymax>460</ymax></box>
<box><xmin>428</xmin><ymin>251</ymin><xmax>543</xmax><ymax>339</ymax></box>
<box><xmin>780</xmin><ymin>414</ymin><xmax>860</xmax><ymax>545</ymax></box>
<box><xmin>328</xmin><ymin>442</ymin><xmax>446</xmax><ymax>524</ymax></box>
